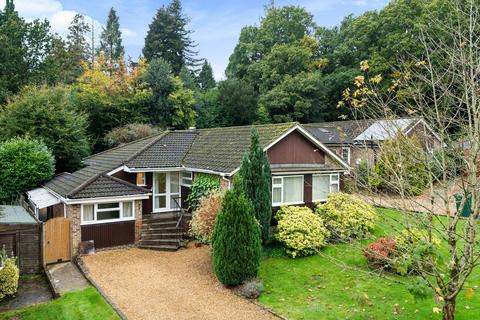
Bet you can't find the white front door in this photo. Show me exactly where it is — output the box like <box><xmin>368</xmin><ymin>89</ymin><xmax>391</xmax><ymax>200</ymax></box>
<box><xmin>153</xmin><ymin>172</ymin><xmax>181</xmax><ymax>212</ymax></box>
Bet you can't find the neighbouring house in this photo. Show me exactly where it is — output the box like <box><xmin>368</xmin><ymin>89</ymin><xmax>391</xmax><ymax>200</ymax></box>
<box><xmin>26</xmin><ymin>123</ymin><xmax>350</xmax><ymax>259</ymax></box>
<box><xmin>0</xmin><ymin>206</ymin><xmax>42</xmax><ymax>274</ymax></box>
<box><xmin>303</xmin><ymin>118</ymin><xmax>441</xmax><ymax>167</ymax></box>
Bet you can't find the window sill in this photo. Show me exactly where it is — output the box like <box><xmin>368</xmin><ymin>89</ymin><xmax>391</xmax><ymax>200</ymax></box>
<box><xmin>272</xmin><ymin>201</ymin><xmax>305</xmax><ymax>207</ymax></box>
<box><xmin>152</xmin><ymin>208</ymin><xmax>181</xmax><ymax>213</ymax></box>
<box><xmin>81</xmin><ymin>217</ymin><xmax>135</xmax><ymax>226</ymax></box>
<box><xmin>137</xmin><ymin>184</ymin><xmax>147</xmax><ymax>187</ymax></box>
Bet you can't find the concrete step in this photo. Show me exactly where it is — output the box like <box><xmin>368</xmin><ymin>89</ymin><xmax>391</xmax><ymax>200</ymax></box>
<box><xmin>138</xmin><ymin>244</ymin><xmax>180</xmax><ymax>251</ymax></box>
<box><xmin>141</xmin><ymin>233</ymin><xmax>184</xmax><ymax>240</ymax></box>
<box><xmin>139</xmin><ymin>239</ymin><xmax>181</xmax><ymax>247</ymax></box>
<box><xmin>142</xmin><ymin>220</ymin><xmax>178</xmax><ymax>228</ymax></box>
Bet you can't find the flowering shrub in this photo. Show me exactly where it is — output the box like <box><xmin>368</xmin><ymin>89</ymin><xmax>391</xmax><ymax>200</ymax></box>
<box><xmin>363</xmin><ymin>237</ymin><xmax>397</xmax><ymax>270</ymax></box>
<box><xmin>275</xmin><ymin>206</ymin><xmax>330</xmax><ymax>258</ymax></box>
<box><xmin>315</xmin><ymin>193</ymin><xmax>376</xmax><ymax>241</ymax></box>
<box><xmin>0</xmin><ymin>248</ymin><xmax>19</xmax><ymax>301</ymax></box>
<box><xmin>189</xmin><ymin>191</ymin><xmax>223</xmax><ymax>243</ymax></box>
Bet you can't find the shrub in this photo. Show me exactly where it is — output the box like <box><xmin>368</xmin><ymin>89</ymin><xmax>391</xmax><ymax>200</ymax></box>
<box><xmin>356</xmin><ymin>159</ymin><xmax>372</xmax><ymax>190</ymax></box>
<box><xmin>186</xmin><ymin>174</ymin><xmax>220</xmax><ymax>211</ymax></box>
<box><xmin>368</xmin><ymin>134</ymin><xmax>429</xmax><ymax>196</ymax></box>
<box><xmin>239</xmin><ymin>128</ymin><xmax>272</xmax><ymax>243</ymax></box>
<box><xmin>316</xmin><ymin>193</ymin><xmax>376</xmax><ymax>241</ymax></box>
<box><xmin>275</xmin><ymin>206</ymin><xmax>330</xmax><ymax>258</ymax></box>
<box><xmin>211</xmin><ymin>177</ymin><xmax>261</xmax><ymax>286</ymax></box>
<box><xmin>189</xmin><ymin>191</ymin><xmax>223</xmax><ymax>243</ymax></box>
<box><xmin>0</xmin><ymin>86</ymin><xmax>90</xmax><ymax>172</ymax></box>
<box><xmin>104</xmin><ymin>123</ymin><xmax>160</xmax><ymax>147</ymax></box>
<box><xmin>234</xmin><ymin>278</ymin><xmax>264</xmax><ymax>299</ymax></box>
<box><xmin>0</xmin><ymin>248</ymin><xmax>19</xmax><ymax>301</ymax></box>
<box><xmin>363</xmin><ymin>237</ymin><xmax>397</xmax><ymax>270</ymax></box>
<box><xmin>0</xmin><ymin>137</ymin><xmax>55</xmax><ymax>203</ymax></box>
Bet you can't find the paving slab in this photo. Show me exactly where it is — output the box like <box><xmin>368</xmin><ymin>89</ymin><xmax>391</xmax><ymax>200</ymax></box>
<box><xmin>45</xmin><ymin>262</ymin><xmax>89</xmax><ymax>297</ymax></box>
<box><xmin>0</xmin><ymin>275</ymin><xmax>53</xmax><ymax>311</ymax></box>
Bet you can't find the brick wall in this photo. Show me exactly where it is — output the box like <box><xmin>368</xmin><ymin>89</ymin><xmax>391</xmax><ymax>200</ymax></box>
<box><xmin>65</xmin><ymin>204</ymin><xmax>81</xmax><ymax>257</ymax></box>
<box><xmin>134</xmin><ymin>200</ymin><xmax>142</xmax><ymax>242</ymax></box>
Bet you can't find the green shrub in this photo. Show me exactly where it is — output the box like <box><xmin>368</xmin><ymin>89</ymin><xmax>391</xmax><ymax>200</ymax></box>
<box><xmin>211</xmin><ymin>177</ymin><xmax>261</xmax><ymax>286</ymax></box>
<box><xmin>186</xmin><ymin>174</ymin><xmax>220</xmax><ymax>211</ymax></box>
<box><xmin>239</xmin><ymin>127</ymin><xmax>272</xmax><ymax>243</ymax></box>
<box><xmin>189</xmin><ymin>191</ymin><xmax>223</xmax><ymax>243</ymax></box>
<box><xmin>356</xmin><ymin>159</ymin><xmax>372</xmax><ymax>190</ymax></box>
<box><xmin>316</xmin><ymin>193</ymin><xmax>376</xmax><ymax>241</ymax></box>
<box><xmin>368</xmin><ymin>134</ymin><xmax>429</xmax><ymax>196</ymax></box>
<box><xmin>0</xmin><ymin>137</ymin><xmax>55</xmax><ymax>203</ymax></box>
<box><xmin>0</xmin><ymin>248</ymin><xmax>19</xmax><ymax>301</ymax></box>
<box><xmin>275</xmin><ymin>206</ymin><xmax>330</xmax><ymax>258</ymax></box>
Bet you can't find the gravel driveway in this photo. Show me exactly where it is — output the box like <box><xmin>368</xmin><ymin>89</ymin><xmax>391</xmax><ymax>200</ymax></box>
<box><xmin>82</xmin><ymin>245</ymin><xmax>275</xmax><ymax>320</ymax></box>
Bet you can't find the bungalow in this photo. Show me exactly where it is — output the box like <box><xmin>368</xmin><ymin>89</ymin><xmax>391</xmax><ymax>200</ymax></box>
<box><xmin>303</xmin><ymin>118</ymin><xmax>441</xmax><ymax>167</ymax></box>
<box><xmin>27</xmin><ymin>123</ymin><xmax>349</xmax><ymax>260</ymax></box>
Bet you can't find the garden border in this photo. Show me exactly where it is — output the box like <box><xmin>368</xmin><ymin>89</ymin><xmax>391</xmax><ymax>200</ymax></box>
<box><xmin>231</xmin><ymin>290</ymin><xmax>287</xmax><ymax>320</ymax></box>
<box><xmin>75</xmin><ymin>256</ymin><xmax>128</xmax><ymax>320</ymax></box>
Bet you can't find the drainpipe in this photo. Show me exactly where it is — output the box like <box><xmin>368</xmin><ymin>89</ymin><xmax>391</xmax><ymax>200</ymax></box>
<box><xmin>221</xmin><ymin>176</ymin><xmax>231</xmax><ymax>190</ymax></box>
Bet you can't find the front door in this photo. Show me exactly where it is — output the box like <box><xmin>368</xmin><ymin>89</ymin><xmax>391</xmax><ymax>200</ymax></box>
<box><xmin>44</xmin><ymin>217</ymin><xmax>71</xmax><ymax>264</ymax></box>
<box><xmin>152</xmin><ymin>172</ymin><xmax>181</xmax><ymax>212</ymax></box>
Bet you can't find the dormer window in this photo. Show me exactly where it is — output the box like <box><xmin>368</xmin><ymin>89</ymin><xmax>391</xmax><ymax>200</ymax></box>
<box><xmin>136</xmin><ymin>172</ymin><xmax>146</xmax><ymax>186</ymax></box>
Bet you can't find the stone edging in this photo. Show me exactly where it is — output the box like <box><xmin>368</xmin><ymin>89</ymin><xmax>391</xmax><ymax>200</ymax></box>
<box><xmin>44</xmin><ymin>267</ymin><xmax>61</xmax><ymax>298</ymax></box>
<box><xmin>231</xmin><ymin>290</ymin><xmax>288</xmax><ymax>320</ymax></box>
<box><xmin>75</xmin><ymin>256</ymin><xmax>129</xmax><ymax>320</ymax></box>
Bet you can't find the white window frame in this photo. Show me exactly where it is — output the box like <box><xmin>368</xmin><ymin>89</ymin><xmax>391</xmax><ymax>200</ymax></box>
<box><xmin>136</xmin><ymin>172</ymin><xmax>146</xmax><ymax>186</ymax></box>
<box><xmin>181</xmin><ymin>171</ymin><xmax>193</xmax><ymax>187</ymax></box>
<box><xmin>81</xmin><ymin>201</ymin><xmax>135</xmax><ymax>225</ymax></box>
<box><xmin>153</xmin><ymin>172</ymin><xmax>181</xmax><ymax>213</ymax></box>
<box><xmin>272</xmin><ymin>175</ymin><xmax>304</xmax><ymax>206</ymax></box>
<box><xmin>312</xmin><ymin>173</ymin><xmax>340</xmax><ymax>202</ymax></box>
<box><xmin>341</xmin><ymin>147</ymin><xmax>350</xmax><ymax>164</ymax></box>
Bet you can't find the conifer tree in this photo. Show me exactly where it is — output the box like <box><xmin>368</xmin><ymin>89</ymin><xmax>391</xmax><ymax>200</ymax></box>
<box><xmin>211</xmin><ymin>176</ymin><xmax>261</xmax><ymax>285</ymax></box>
<box><xmin>99</xmin><ymin>7</ymin><xmax>124</xmax><ymax>65</ymax></box>
<box><xmin>65</xmin><ymin>14</ymin><xmax>90</xmax><ymax>82</ymax></box>
<box><xmin>198</xmin><ymin>60</ymin><xmax>216</xmax><ymax>91</ymax></box>
<box><xmin>239</xmin><ymin>127</ymin><xmax>272</xmax><ymax>243</ymax></box>
<box><xmin>143</xmin><ymin>0</ymin><xmax>198</xmax><ymax>74</ymax></box>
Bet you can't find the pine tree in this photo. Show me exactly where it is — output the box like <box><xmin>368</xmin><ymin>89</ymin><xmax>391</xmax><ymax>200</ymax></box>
<box><xmin>99</xmin><ymin>7</ymin><xmax>124</xmax><ymax>65</ymax></box>
<box><xmin>143</xmin><ymin>0</ymin><xmax>198</xmax><ymax>73</ymax></box>
<box><xmin>144</xmin><ymin>57</ymin><xmax>173</xmax><ymax>126</ymax></box>
<box><xmin>65</xmin><ymin>14</ymin><xmax>90</xmax><ymax>83</ymax></box>
<box><xmin>198</xmin><ymin>60</ymin><xmax>216</xmax><ymax>91</ymax></box>
<box><xmin>239</xmin><ymin>127</ymin><xmax>273</xmax><ymax>243</ymax></box>
<box><xmin>211</xmin><ymin>176</ymin><xmax>261</xmax><ymax>286</ymax></box>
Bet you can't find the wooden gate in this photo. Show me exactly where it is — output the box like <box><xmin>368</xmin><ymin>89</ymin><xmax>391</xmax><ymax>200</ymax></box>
<box><xmin>44</xmin><ymin>217</ymin><xmax>71</xmax><ymax>264</ymax></box>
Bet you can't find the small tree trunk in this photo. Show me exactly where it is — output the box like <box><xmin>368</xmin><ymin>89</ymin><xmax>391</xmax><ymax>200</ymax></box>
<box><xmin>443</xmin><ymin>299</ymin><xmax>456</xmax><ymax>320</ymax></box>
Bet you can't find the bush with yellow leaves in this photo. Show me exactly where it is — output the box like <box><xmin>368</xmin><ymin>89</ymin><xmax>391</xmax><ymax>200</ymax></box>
<box><xmin>0</xmin><ymin>248</ymin><xmax>19</xmax><ymax>300</ymax></box>
<box><xmin>275</xmin><ymin>206</ymin><xmax>330</xmax><ymax>258</ymax></box>
<box><xmin>316</xmin><ymin>193</ymin><xmax>376</xmax><ymax>241</ymax></box>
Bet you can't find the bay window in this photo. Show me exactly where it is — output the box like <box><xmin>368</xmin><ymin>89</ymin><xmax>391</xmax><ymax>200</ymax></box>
<box><xmin>81</xmin><ymin>201</ymin><xmax>135</xmax><ymax>224</ymax></box>
<box><xmin>312</xmin><ymin>173</ymin><xmax>340</xmax><ymax>202</ymax></box>
<box><xmin>272</xmin><ymin>175</ymin><xmax>304</xmax><ymax>206</ymax></box>
<box><xmin>153</xmin><ymin>172</ymin><xmax>181</xmax><ymax>212</ymax></box>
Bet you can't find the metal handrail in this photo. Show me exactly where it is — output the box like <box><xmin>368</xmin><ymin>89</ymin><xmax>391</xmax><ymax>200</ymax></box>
<box><xmin>172</xmin><ymin>196</ymin><xmax>185</xmax><ymax>230</ymax></box>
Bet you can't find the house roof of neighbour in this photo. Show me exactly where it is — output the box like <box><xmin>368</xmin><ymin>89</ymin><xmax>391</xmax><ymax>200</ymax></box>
<box><xmin>182</xmin><ymin>122</ymin><xmax>296</xmax><ymax>173</ymax></box>
<box><xmin>304</xmin><ymin>118</ymin><xmax>423</xmax><ymax>145</ymax></box>
<box><xmin>0</xmin><ymin>206</ymin><xmax>38</xmax><ymax>224</ymax></box>
<box><xmin>44</xmin><ymin>134</ymin><xmax>160</xmax><ymax>198</ymax></box>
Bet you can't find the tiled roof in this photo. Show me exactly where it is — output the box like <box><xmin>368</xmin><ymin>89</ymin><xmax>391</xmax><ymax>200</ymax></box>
<box><xmin>125</xmin><ymin>131</ymin><xmax>197</xmax><ymax>169</ymax></box>
<box><xmin>303</xmin><ymin>120</ymin><xmax>374</xmax><ymax>145</ymax></box>
<box><xmin>183</xmin><ymin>123</ymin><xmax>296</xmax><ymax>173</ymax></box>
<box><xmin>44</xmin><ymin>135</ymin><xmax>160</xmax><ymax>198</ymax></box>
<box><xmin>70</xmin><ymin>175</ymin><xmax>149</xmax><ymax>199</ymax></box>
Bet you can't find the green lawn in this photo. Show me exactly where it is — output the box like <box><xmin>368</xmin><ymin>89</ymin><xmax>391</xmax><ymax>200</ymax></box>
<box><xmin>259</xmin><ymin>209</ymin><xmax>480</xmax><ymax>320</ymax></box>
<box><xmin>0</xmin><ymin>287</ymin><xmax>120</xmax><ymax>320</ymax></box>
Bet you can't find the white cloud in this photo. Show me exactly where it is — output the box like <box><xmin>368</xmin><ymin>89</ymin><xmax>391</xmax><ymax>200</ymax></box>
<box><xmin>15</xmin><ymin>0</ymin><xmax>102</xmax><ymax>38</ymax></box>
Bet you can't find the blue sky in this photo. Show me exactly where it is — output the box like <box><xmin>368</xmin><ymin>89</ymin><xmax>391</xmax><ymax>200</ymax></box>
<box><xmin>15</xmin><ymin>0</ymin><xmax>389</xmax><ymax>79</ymax></box>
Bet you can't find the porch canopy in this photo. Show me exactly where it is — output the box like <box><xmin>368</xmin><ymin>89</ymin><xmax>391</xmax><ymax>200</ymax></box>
<box><xmin>27</xmin><ymin>187</ymin><xmax>61</xmax><ymax>210</ymax></box>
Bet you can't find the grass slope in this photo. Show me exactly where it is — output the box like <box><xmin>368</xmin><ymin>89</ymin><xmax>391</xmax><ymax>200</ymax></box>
<box><xmin>0</xmin><ymin>287</ymin><xmax>120</xmax><ymax>320</ymax></box>
<box><xmin>259</xmin><ymin>209</ymin><xmax>480</xmax><ymax>320</ymax></box>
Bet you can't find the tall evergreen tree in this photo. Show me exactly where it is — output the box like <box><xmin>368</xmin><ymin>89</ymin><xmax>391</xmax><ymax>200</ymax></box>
<box><xmin>98</xmin><ymin>7</ymin><xmax>124</xmax><ymax>64</ymax></box>
<box><xmin>144</xmin><ymin>57</ymin><xmax>173</xmax><ymax>126</ymax></box>
<box><xmin>65</xmin><ymin>14</ymin><xmax>90</xmax><ymax>83</ymax></box>
<box><xmin>239</xmin><ymin>127</ymin><xmax>272</xmax><ymax>243</ymax></box>
<box><xmin>211</xmin><ymin>176</ymin><xmax>261</xmax><ymax>285</ymax></box>
<box><xmin>197</xmin><ymin>60</ymin><xmax>216</xmax><ymax>91</ymax></box>
<box><xmin>143</xmin><ymin>0</ymin><xmax>198</xmax><ymax>73</ymax></box>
